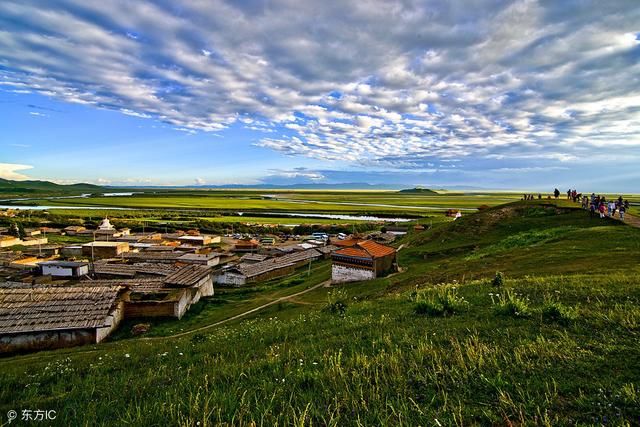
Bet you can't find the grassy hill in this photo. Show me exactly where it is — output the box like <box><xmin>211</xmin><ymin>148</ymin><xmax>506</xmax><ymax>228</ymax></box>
<box><xmin>1</xmin><ymin>201</ymin><xmax>639</xmax><ymax>425</ymax></box>
<box><xmin>399</xmin><ymin>187</ymin><xmax>438</xmax><ymax>194</ymax></box>
<box><xmin>0</xmin><ymin>178</ymin><xmax>103</xmax><ymax>197</ymax></box>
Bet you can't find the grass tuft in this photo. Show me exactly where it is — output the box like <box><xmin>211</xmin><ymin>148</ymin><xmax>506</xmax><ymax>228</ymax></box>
<box><xmin>493</xmin><ymin>289</ymin><xmax>531</xmax><ymax>318</ymax></box>
<box><xmin>492</xmin><ymin>271</ymin><xmax>505</xmax><ymax>288</ymax></box>
<box><xmin>540</xmin><ymin>297</ymin><xmax>577</xmax><ymax>325</ymax></box>
<box><xmin>324</xmin><ymin>288</ymin><xmax>348</xmax><ymax>316</ymax></box>
<box><xmin>413</xmin><ymin>286</ymin><xmax>469</xmax><ymax>317</ymax></box>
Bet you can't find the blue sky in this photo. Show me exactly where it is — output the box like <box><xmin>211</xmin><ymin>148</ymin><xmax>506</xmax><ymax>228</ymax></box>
<box><xmin>1</xmin><ymin>1</ymin><xmax>640</xmax><ymax>191</ymax></box>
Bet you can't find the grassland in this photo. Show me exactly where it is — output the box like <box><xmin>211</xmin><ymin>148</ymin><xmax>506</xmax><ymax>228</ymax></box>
<box><xmin>1</xmin><ymin>200</ymin><xmax>639</xmax><ymax>425</ymax></box>
<box><xmin>10</xmin><ymin>189</ymin><xmax>523</xmax><ymax>214</ymax></box>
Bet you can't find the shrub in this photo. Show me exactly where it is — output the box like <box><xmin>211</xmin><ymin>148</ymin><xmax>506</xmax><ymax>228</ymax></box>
<box><xmin>414</xmin><ymin>287</ymin><xmax>469</xmax><ymax>317</ymax></box>
<box><xmin>492</xmin><ymin>271</ymin><xmax>504</xmax><ymax>288</ymax></box>
<box><xmin>541</xmin><ymin>299</ymin><xmax>577</xmax><ymax>325</ymax></box>
<box><xmin>324</xmin><ymin>288</ymin><xmax>348</xmax><ymax>316</ymax></box>
<box><xmin>493</xmin><ymin>289</ymin><xmax>530</xmax><ymax>318</ymax></box>
<box><xmin>290</xmin><ymin>278</ymin><xmax>305</xmax><ymax>285</ymax></box>
<box><xmin>190</xmin><ymin>333</ymin><xmax>207</xmax><ymax>344</ymax></box>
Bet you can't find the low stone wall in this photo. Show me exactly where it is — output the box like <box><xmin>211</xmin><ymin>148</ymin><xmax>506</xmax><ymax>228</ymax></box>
<box><xmin>125</xmin><ymin>301</ymin><xmax>177</xmax><ymax>318</ymax></box>
<box><xmin>331</xmin><ymin>264</ymin><xmax>375</xmax><ymax>284</ymax></box>
<box><xmin>0</xmin><ymin>329</ymin><xmax>95</xmax><ymax>355</ymax></box>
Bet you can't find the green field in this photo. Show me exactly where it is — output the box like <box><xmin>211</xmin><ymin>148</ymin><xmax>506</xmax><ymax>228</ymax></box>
<box><xmin>10</xmin><ymin>189</ymin><xmax>523</xmax><ymax>214</ymax></box>
<box><xmin>2</xmin><ymin>199</ymin><xmax>640</xmax><ymax>425</ymax></box>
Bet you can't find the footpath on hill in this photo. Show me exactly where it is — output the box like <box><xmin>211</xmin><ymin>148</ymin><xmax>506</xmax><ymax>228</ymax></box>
<box><xmin>620</xmin><ymin>213</ymin><xmax>640</xmax><ymax>228</ymax></box>
<box><xmin>141</xmin><ymin>279</ymin><xmax>332</xmax><ymax>341</ymax></box>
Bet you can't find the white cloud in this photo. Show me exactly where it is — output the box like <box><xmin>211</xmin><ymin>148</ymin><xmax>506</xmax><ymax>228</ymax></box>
<box><xmin>267</xmin><ymin>168</ymin><xmax>326</xmax><ymax>181</ymax></box>
<box><xmin>0</xmin><ymin>163</ymin><xmax>33</xmax><ymax>180</ymax></box>
<box><xmin>0</xmin><ymin>0</ymin><xmax>639</xmax><ymax>170</ymax></box>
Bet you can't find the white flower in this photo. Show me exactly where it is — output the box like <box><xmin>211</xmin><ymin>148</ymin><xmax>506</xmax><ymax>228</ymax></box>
<box><xmin>125</xmin><ymin>354</ymin><xmax>130</xmax><ymax>358</ymax></box>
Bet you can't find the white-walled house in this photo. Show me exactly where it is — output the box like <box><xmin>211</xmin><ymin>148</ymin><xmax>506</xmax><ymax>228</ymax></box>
<box><xmin>38</xmin><ymin>261</ymin><xmax>90</xmax><ymax>278</ymax></box>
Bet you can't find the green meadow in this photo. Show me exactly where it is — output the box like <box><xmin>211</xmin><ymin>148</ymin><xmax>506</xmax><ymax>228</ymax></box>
<box><xmin>2</xmin><ymin>200</ymin><xmax>640</xmax><ymax>425</ymax></box>
<box><xmin>12</xmin><ymin>189</ymin><xmax>523</xmax><ymax>214</ymax></box>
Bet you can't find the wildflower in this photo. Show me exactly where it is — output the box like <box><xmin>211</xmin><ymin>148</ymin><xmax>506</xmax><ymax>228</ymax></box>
<box><xmin>125</xmin><ymin>354</ymin><xmax>130</xmax><ymax>358</ymax></box>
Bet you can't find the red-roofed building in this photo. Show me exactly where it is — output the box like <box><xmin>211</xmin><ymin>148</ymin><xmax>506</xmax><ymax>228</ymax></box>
<box><xmin>332</xmin><ymin>238</ymin><xmax>364</xmax><ymax>248</ymax></box>
<box><xmin>331</xmin><ymin>240</ymin><xmax>397</xmax><ymax>284</ymax></box>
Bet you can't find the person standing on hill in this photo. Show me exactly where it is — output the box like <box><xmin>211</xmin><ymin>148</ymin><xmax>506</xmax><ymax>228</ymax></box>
<box><xmin>567</xmin><ymin>189</ymin><xmax>572</xmax><ymax>200</ymax></box>
<box><xmin>598</xmin><ymin>202</ymin><xmax>606</xmax><ymax>219</ymax></box>
<box><xmin>619</xmin><ymin>203</ymin><xmax>626</xmax><ymax>221</ymax></box>
<box><xmin>554</xmin><ymin>188</ymin><xmax>560</xmax><ymax>199</ymax></box>
<box><xmin>608</xmin><ymin>201</ymin><xmax>616</xmax><ymax>217</ymax></box>
<box><xmin>590</xmin><ymin>202</ymin><xmax>596</xmax><ymax>218</ymax></box>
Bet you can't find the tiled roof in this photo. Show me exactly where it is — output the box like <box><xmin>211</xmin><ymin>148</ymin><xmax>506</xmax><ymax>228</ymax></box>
<box><xmin>333</xmin><ymin>238</ymin><xmax>363</xmax><ymax>247</ymax></box>
<box><xmin>333</xmin><ymin>240</ymin><xmax>396</xmax><ymax>259</ymax></box>
<box><xmin>93</xmin><ymin>262</ymin><xmax>178</xmax><ymax>277</ymax></box>
<box><xmin>333</xmin><ymin>247</ymin><xmax>371</xmax><ymax>258</ymax></box>
<box><xmin>79</xmin><ymin>278</ymin><xmax>167</xmax><ymax>293</ymax></box>
<box><xmin>123</xmin><ymin>251</ymin><xmax>182</xmax><ymax>261</ymax></box>
<box><xmin>228</xmin><ymin>248</ymin><xmax>319</xmax><ymax>278</ymax></box>
<box><xmin>163</xmin><ymin>265</ymin><xmax>211</xmax><ymax>287</ymax></box>
<box><xmin>317</xmin><ymin>245</ymin><xmax>338</xmax><ymax>254</ymax></box>
<box><xmin>38</xmin><ymin>261</ymin><xmax>89</xmax><ymax>268</ymax></box>
<box><xmin>357</xmin><ymin>240</ymin><xmax>396</xmax><ymax>258</ymax></box>
<box><xmin>240</xmin><ymin>253</ymin><xmax>269</xmax><ymax>262</ymax></box>
<box><xmin>0</xmin><ymin>284</ymin><xmax>125</xmax><ymax>333</ymax></box>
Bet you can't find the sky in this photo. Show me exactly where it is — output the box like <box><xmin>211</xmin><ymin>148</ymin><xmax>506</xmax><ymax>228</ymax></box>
<box><xmin>1</xmin><ymin>0</ymin><xmax>639</xmax><ymax>191</ymax></box>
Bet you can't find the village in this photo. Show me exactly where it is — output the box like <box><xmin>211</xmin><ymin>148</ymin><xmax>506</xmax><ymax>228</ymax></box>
<box><xmin>0</xmin><ymin>215</ymin><xmax>404</xmax><ymax>354</ymax></box>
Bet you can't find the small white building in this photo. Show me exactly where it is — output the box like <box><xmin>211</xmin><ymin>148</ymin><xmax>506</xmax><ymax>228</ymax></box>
<box><xmin>177</xmin><ymin>235</ymin><xmax>221</xmax><ymax>246</ymax></box>
<box><xmin>38</xmin><ymin>261</ymin><xmax>90</xmax><ymax>278</ymax></box>
<box><xmin>177</xmin><ymin>252</ymin><xmax>221</xmax><ymax>267</ymax></box>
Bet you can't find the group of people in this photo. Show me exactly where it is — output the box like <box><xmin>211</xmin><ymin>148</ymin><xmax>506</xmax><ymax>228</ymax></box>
<box><xmin>582</xmin><ymin>193</ymin><xmax>630</xmax><ymax>220</ymax></box>
<box><xmin>552</xmin><ymin>188</ymin><xmax>583</xmax><ymax>201</ymax></box>
<box><xmin>566</xmin><ymin>189</ymin><xmax>582</xmax><ymax>202</ymax></box>
<box><xmin>522</xmin><ymin>193</ymin><xmax>542</xmax><ymax>200</ymax></box>
<box><xmin>521</xmin><ymin>188</ymin><xmax>632</xmax><ymax>221</ymax></box>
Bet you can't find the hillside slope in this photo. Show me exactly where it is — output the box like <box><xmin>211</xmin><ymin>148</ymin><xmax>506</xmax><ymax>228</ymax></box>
<box><xmin>0</xmin><ymin>178</ymin><xmax>103</xmax><ymax>197</ymax></box>
<box><xmin>399</xmin><ymin>187</ymin><xmax>438</xmax><ymax>194</ymax></box>
<box><xmin>1</xmin><ymin>201</ymin><xmax>639</xmax><ymax>425</ymax></box>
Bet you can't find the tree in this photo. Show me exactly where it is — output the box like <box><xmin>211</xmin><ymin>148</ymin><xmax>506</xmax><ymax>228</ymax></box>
<box><xmin>8</xmin><ymin>222</ymin><xmax>19</xmax><ymax>238</ymax></box>
<box><xmin>8</xmin><ymin>221</ymin><xmax>25</xmax><ymax>239</ymax></box>
<box><xmin>17</xmin><ymin>223</ymin><xmax>26</xmax><ymax>239</ymax></box>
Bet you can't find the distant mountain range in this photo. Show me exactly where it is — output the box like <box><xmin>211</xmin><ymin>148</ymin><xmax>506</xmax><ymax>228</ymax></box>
<box><xmin>0</xmin><ymin>178</ymin><xmax>103</xmax><ymax>195</ymax></box>
<box><xmin>119</xmin><ymin>182</ymin><xmax>410</xmax><ymax>190</ymax></box>
<box><xmin>0</xmin><ymin>178</ymin><xmax>492</xmax><ymax>195</ymax></box>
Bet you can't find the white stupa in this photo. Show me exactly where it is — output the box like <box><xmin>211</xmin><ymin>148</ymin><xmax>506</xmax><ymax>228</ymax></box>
<box><xmin>98</xmin><ymin>216</ymin><xmax>115</xmax><ymax>231</ymax></box>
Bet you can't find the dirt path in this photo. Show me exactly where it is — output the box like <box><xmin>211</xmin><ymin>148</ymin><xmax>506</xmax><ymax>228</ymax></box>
<box><xmin>621</xmin><ymin>213</ymin><xmax>640</xmax><ymax>228</ymax></box>
<box><xmin>610</xmin><ymin>213</ymin><xmax>640</xmax><ymax>228</ymax></box>
<box><xmin>141</xmin><ymin>279</ymin><xmax>331</xmax><ymax>341</ymax></box>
